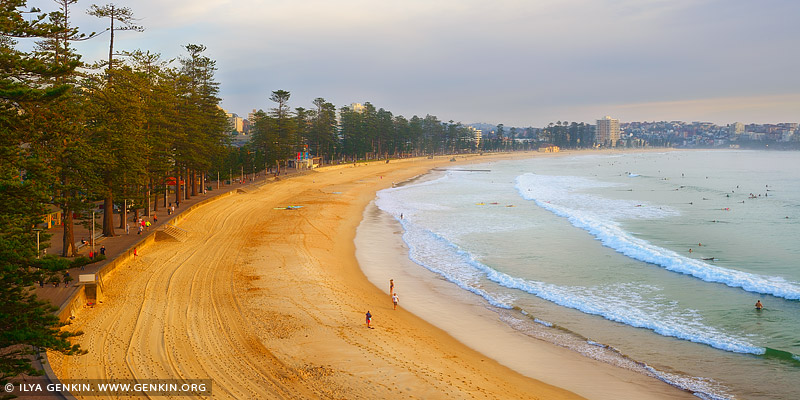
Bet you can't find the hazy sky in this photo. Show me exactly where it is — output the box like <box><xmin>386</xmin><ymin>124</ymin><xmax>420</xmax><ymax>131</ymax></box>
<box><xmin>65</xmin><ymin>0</ymin><xmax>800</xmax><ymax>127</ymax></box>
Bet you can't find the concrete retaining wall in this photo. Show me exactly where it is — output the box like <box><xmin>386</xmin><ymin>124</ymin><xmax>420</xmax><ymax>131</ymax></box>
<box><xmin>55</xmin><ymin>186</ymin><xmax>245</xmax><ymax>323</ymax></box>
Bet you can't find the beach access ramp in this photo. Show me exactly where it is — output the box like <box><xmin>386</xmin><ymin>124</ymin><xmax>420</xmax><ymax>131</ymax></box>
<box><xmin>156</xmin><ymin>224</ymin><xmax>189</xmax><ymax>242</ymax></box>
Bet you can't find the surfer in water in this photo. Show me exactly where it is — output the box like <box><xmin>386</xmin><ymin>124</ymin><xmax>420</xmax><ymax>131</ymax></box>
<box><xmin>755</xmin><ymin>300</ymin><xmax>763</xmax><ymax>310</ymax></box>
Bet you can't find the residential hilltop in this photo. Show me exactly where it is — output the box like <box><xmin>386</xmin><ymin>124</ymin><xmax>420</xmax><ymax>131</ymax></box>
<box><xmin>623</xmin><ymin>121</ymin><xmax>799</xmax><ymax>148</ymax></box>
<box><xmin>471</xmin><ymin>119</ymin><xmax>799</xmax><ymax>150</ymax></box>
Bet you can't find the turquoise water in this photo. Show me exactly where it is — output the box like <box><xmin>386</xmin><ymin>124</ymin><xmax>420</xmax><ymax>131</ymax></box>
<box><xmin>375</xmin><ymin>150</ymin><xmax>800</xmax><ymax>400</ymax></box>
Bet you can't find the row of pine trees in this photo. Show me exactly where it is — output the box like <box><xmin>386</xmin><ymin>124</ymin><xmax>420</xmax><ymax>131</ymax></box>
<box><xmin>0</xmin><ymin>0</ymin><xmax>231</xmax><ymax>384</ymax></box>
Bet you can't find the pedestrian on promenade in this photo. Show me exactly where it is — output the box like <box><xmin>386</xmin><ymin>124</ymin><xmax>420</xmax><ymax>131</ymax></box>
<box><xmin>138</xmin><ymin>224</ymin><xmax>143</xmax><ymax>235</ymax></box>
<box><xmin>100</xmin><ymin>245</ymin><xmax>105</xmax><ymax>256</ymax></box>
<box><xmin>153</xmin><ymin>213</ymin><xmax>158</xmax><ymax>223</ymax></box>
<box><xmin>125</xmin><ymin>222</ymin><xmax>129</xmax><ymax>235</ymax></box>
<box><xmin>145</xmin><ymin>220</ymin><xmax>151</xmax><ymax>230</ymax></box>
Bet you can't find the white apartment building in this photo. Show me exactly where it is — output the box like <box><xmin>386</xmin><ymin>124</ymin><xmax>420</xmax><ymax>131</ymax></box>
<box><xmin>596</xmin><ymin>116</ymin><xmax>620</xmax><ymax>146</ymax></box>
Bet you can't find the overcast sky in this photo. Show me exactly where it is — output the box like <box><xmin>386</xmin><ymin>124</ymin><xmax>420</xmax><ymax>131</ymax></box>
<box><xmin>64</xmin><ymin>0</ymin><xmax>800</xmax><ymax>127</ymax></box>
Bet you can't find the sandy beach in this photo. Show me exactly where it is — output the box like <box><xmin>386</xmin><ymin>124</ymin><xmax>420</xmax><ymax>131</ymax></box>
<box><xmin>49</xmin><ymin>151</ymin><xmax>694</xmax><ymax>399</ymax></box>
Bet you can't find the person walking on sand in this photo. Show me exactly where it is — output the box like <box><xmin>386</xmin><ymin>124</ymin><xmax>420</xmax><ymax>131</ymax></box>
<box><xmin>366</xmin><ymin>311</ymin><xmax>373</xmax><ymax>328</ymax></box>
<box><xmin>390</xmin><ymin>279</ymin><xmax>394</xmax><ymax>295</ymax></box>
<box><xmin>392</xmin><ymin>293</ymin><xmax>399</xmax><ymax>310</ymax></box>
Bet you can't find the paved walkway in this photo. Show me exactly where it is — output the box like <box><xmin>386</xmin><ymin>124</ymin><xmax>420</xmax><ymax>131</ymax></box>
<box><xmin>34</xmin><ymin>172</ymin><xmax>281</xmax><ymax>310</ymax></box>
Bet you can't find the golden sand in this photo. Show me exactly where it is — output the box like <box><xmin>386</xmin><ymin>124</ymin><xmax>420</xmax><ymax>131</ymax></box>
<box><xmin>49</xmin><ymin>151</ymin><xmax>693</xmax><ymax>399</ymax></box>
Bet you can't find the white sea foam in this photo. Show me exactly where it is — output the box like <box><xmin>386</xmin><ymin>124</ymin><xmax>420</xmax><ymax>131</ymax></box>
<box><xmin>514</xmin><ymin>173</ymin><xmax>800</xmax><ymax>301</ymax></box>
<box><xmin>534</xmin><ymin>318</ymin><xmax>553</xmax><ymax>327</ymax></box>
<box><xmin>376</xmin><ymin>182</ymin><xmax>764</xmax><ymax>355</ymax></box>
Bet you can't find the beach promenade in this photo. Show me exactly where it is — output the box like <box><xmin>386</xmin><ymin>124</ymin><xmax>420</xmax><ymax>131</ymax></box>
<box><xmin>46</xmin><ymin>153</ymin><xmax>694</xmax><ymax>399</ymax></box>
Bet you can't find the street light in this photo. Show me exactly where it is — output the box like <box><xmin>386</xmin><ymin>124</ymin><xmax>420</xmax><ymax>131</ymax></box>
<box><xmin>91</xmin><ymin>210</ymin><xmax>95</xmax><ymax>256</ymax></box>
<box><xmin>33</xmin><ymin>228</ymin><xmax>42</xmax><ymax>259</ymax></box>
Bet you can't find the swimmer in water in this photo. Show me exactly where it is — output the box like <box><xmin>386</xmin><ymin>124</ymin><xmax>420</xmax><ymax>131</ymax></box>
<box><xmin>755</xmin><ymin>300</ymin><xmax>763</xmax><ymax>310</ymax></box>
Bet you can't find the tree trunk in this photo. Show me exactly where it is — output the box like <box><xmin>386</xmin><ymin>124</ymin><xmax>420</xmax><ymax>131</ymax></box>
<box><xmin>175</xmin><ymin>169</ymin><xmax>181</xmax><ymax>205</ymax></box>
<box><xmin>119</xmin><ymin>199</ymin><xmax>126</xmax><ymax>229</ymax></box>
<box><xmin>184</xmin><ymin>168</ymin><xmax>191</xmax><ymax>199</ymax></box>
<box><xmin>152</xmin><ymin>178</ymin><xmax>158</xmax><ymax>211</ymax></box>
<box><xmin>191</xmin><ymin>169</ymin><xmax>197</xmax><ymax>196</ymax></box>
<box><xmin>102</xmin><ymin>178</ymin><xmax>115</xmax><ymax>237</ymax></box>
<box><xmin>61</xmin><ymin>206</ymin><xmax>77</xmax><ymax>257</ymax></box>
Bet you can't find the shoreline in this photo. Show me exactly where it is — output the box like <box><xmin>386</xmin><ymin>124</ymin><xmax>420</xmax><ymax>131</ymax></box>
<box><xmin>49</xmin><ymin>150</ymin><xmax>691</xmax><ymax>399</ymax></box>
<box><xmin>355</xmin><ymin>163</ymin><xmax>695</xmax><ymax>400</ymax></box>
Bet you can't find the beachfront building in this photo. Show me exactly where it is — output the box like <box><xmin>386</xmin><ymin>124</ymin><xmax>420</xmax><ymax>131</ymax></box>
<box><xmin>349</xmin><ymin>103</ymin><xmax>366</xmax><ymax>113</ymax></box>
<box><xmin>226</xmin><ymin>112</ymin><xmax>244</xmax><ymax>133</ymax></box>
<box><xmin>596</xmin><ymin>116</ymin><xmax>620</xmax><ymax>147</ymax></box>
<box><xmin>222</xmin><ymin>109</ymin><xmax>249</xmax><ymax>146</ymax></box>
<box><xmin>538</xmin><ymin>144</ymin><xmax>560</xmax><ymax>153</ymax></box>
<box><xmin>467</xmin><ymin>126</ymin><xmax>482</xmax><ymax>149</ymax></box>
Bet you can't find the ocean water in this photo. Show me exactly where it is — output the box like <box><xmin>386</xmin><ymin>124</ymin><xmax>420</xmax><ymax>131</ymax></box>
<box><xmin>373</xmin><ymin>150</ymin><xmax>800</xmax><ymax>400</ymax></box>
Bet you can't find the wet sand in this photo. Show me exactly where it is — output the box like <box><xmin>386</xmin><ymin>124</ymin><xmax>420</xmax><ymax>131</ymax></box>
<box><xmin>357</xmin><ymin>201</ymin><xmax>695</xmax><ymax>400</ymax></box>
<box><xmin>49</xmin><ymin>152</ymin><xmax>692</xmax><ymax>399</ymax></box>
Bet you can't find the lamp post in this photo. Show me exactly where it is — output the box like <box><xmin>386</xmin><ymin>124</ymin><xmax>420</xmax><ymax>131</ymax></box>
<box><xmin>91</xmin><ymin>210</ymin><xmax>95</xmax><ymax>256</ymax></box>
<box><xmin>34</xmin><ymin>228</ymin><xmax>41</xmax><ymax>259</ymax></box>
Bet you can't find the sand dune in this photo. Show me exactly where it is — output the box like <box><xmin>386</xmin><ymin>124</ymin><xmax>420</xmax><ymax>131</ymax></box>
<box><xmin>49</xmin><ymin>153</ymin><xmax>692</xmax><ymax>399</ymax></box>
